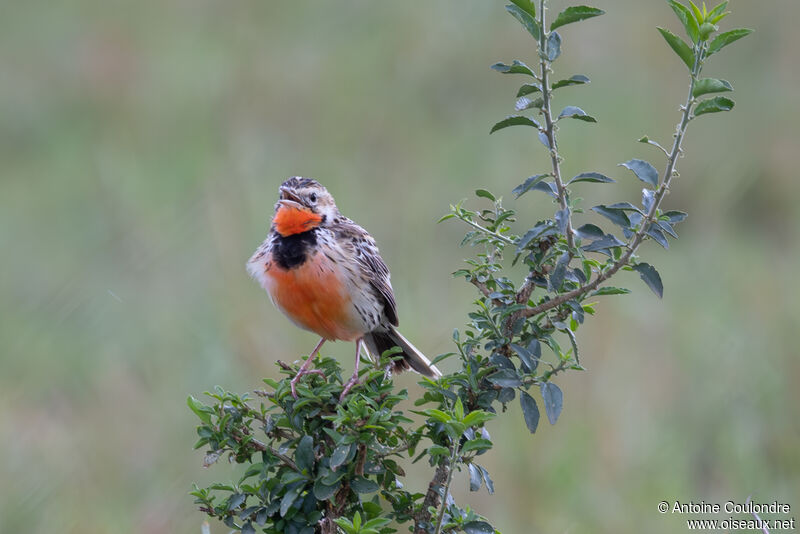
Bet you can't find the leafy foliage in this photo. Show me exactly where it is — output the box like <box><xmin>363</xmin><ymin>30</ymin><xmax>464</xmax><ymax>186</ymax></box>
<box><xmin>190</xmin><ymin>1</ymin><xmax>749</xmax><ymax>533</ymax></box>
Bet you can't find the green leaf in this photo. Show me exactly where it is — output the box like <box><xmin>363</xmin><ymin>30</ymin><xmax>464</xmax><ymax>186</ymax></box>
<box><xmin>693</xmin><ymin>96</ymin><xmax>734</xmax><ymax>117</ymax></box>
<box><xmin>462</xmin><ymin>410</ymin><xmax>497</xmax><ymax>427</ymax></box>
<box><xmin>510</xmin><ymin>340</ymin><xmax>539</xmax><ymax>372</ymax></box>
<box><xmin>550</xmin><ymin>5</ymin><xmax>605</xmax><ymax>31</ymax></box>
<box><xmin>490</xmin><ymin>60</ymin><xmax>536</xmax><ymax>77</ymax></box>
<box><xmin>707</xmin><ymin>28</ymin><xmax>753</xmax><ymax>55</ymax></box>
<box><xmin>362</xmin><ymin>517</ymin><xmax>393</xmax><ymax>530</ymax></box>
<box><xmin>353</xmin><ymin>511</ymin><xmax>362</xmax><ymax>531</ymax></box>
<box><xmin>619</xmin><ymin>159</ymin><xmax>659</xmax><ymax>187</ymax></box>
<box><xmin>350</xmin><ymin>476</ymin><xmax>379</xmax><ymax>494</ymax></box>
<box><xmin>280</xmin><ymin>484</ymin><xmax>304</xmax><ymax>517</ymax></box>
<box><xmin>569</xmin><ymin>172</ymin><xmax>614</xmax><ymax>184</ymax></box>
<box><xmin>490</xmin><ymin>115</ymin><xmax>540</xmax><ymax>134</ymax></box>
<box><xmin>475</xmin><ymin>189</ymin><xmax>496</xmax><ymax>201</ymax></box>
<box><xmin>329</xmin><ymin>443</ymin><xmax>354</xmax><ymax>471</ymax></box>
<box><xmin>464</xmin><ymin>521</ymin><xmax>495</xmax><ymax>534</ymax></box>
<box><xmin>547</xmin><ymin>31</ymin><xmax>562</xmax><ymax>61</ymax></box>
<box><xmin>706</xmin><ymin>1</ymin><xmax>729</xmax><ymax>23</ymax></box>
<box><xmin>468</xmin><ymin>463</ymin><xmax>482</xmax><ymax>491</ymax></box>
<box><xmin>516</xmin><ymin>82</ymin><xmax>542</xmax><ymax>97</ymax></box>
<box><xmin>512</xmin><ymin>174</ymin><xmax>549</xmax><ymax>198</ymax></box>
<box><xmin>552</xmin><ymin>74</ymin><xmax>590</xmax><ymax>89</ymax></box>
<box><xmin>667</xmin><ymin>0</ymin><xmax>700</xmax><ymax>42</ymax></box>
<box><xmin>487</xmin><ymin>369</ymin><xmax>522</xmax><ymax>388</ymax></box>
<box><xmin>538</xmin><ymin>131</ymin><xmax>551</xmax><ymax>149</ymax></box>
<box><xmin>506</xmin><ymin>4</ymin><xmax>541</xmax><ymax>40</ymax></box>
<box><xmin>558</xmin><ymin>106</ymin><xmax>596</xmax><ymax>122</ymax></box>
<box><xmin>591</xmin><ymin>205</ymin><xmax>631</xmax><ymax>229</ymax></box>
<box><xmin>295</xmin><ymin>435</ymin><xmax>314</xmax><ymax>474</ymax></box>
<box><xmin>313</xmin><ymin>479</ymin><xmax>340</xmax><ymax>501</ymax></box>
<box><xmin>657</xmin><ymin>27</ymin><xmax>695</xmax><ymax>70</ymax></box>
<box><xmin>692</xmin><ymin>77</ymin><xmax>733</xmax><ymax>97</ymax></box>
<box><xmin>582</xmin><ymin>233</ymin><xmax>626</xmax><ymax>252</ymax></box>
<box><xmin>241</xmin><ymin>522</ymin><xmax>255</xmax><ymax>534</ymax></box>
<box><xmin>663</xmin><ymin>210</ymin><xmax>688</xmax><ymax>223</ymax></box>
<box><xmin>575</xmin><ymin>223</ymin><xmax>604</xmax><ymax>240</ymax></box>
<box><xmin>454</xmin><ymin>397</ymin><xmax>465</xmax><ymax>421</ymax></box>
<box><xmin>187</xmin><ymin>396</ymin><xmax>213</xmax><ymax>425</ymax></box>
<box><xmin>515</xmin><ymin>95</ymin><xmax>544</xmax><ymax>111</ymax></box>
<box><xmin>461</xmin><ymin>438</ymin><xmax>494</xmax><ymax>453</ymax></box>
<box><xmin>549</xmin><ymin>251</ymin><xmax>570</xmax><ymax>292</ymax></box>
<box><xmin>591</xmin><ymin>286</ymin><xmax>631</xmax><ymax>296</ymax></box>
<box><xmin>519</xmin><ymin>391</ymin><xmax>540</xmax><ymax>433</ymax></box>
<box><xmin>632</xmin><ymin>262</ymin><xmax>664</xmax><ymax>298</ymax></box>
<box><xmin>540</xmin><ymin>382</ymin><xmax>563</xmax><ymax>425</ymax></box>
<box><xmin>509</xmin><ymin>0</ymin><xmax>536</xmax><ymax>18</ymax></box>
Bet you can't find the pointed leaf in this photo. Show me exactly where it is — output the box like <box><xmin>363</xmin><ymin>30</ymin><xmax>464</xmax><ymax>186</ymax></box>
<box><xmin>515</xmin><ymin>95</ymin><xmax>543</xmax><ymax>111</ymax></box>
<box><xmin>552</xmin><ymin>74</ymin><xmax>590</xmax><ymax>89</ymax></box>
<box><xmin>591</xmin><ymin>286</ymin><xmax>631</xmax><ymax>296</ymax></box>
<box><xmin>280</xmin><ymin>484</ymin><xmax>304</xmax><ymax>517</ymax></box>
<box><xmin>479</xmin><ymin>465</ymin><xmax>495</xmax><ymax>494</ymax></box>
<box><xmin>516</xmin><ymin>82</ymin><xmax>542</xmax><ymax>97</ymax></box>
<box><xmin>620</xmin><ymin>159</ymin><xmax>659</xmax><ymax>187</ymax></box>
<box><xmin>475</xmin><ymin>189</ymin><xmax>496</xmax><ymax>201</ymax></box>
<box><xmin>547</xmin><ymin>31</ymin><xmax>562</xmax><ymax>61</ymax></box>
<box><xmin>540</xmin><ymin>382</ymin><xmax>563</xmax><ymax>425</ymax></box>
<box><xmin>632</xmin><ymin>262</ymin><xmax>663</xmax><ymax>298</ymax></box>
<box><xmin>506</xmin><ymin>4</ymin><xmax>541</xmax><ymax>40</ymax></box>
<box><xmin>520</xmin><ymin>391</ymin><xmax>540</xmax><ymax>434</ymax></box>
<box><xmin>642</xmin><ymin>188</ymin><xmax>655</xmax><ymax>212</ymax></box>
<box><xmin>706</xmin><ymin>1</ymin><xmax>729</xmax><ymax>23</ymax></box>
<box><xmin>591</xmin><ymin>205</ymin><xmax>631</xmax><ymax>228</ymax></box>
<box><xmin>512</xmin><ymin>174</ymin><xmax>549</xmax><ymax>197</ymax></box>
<box><xmin>554</xmin><ymin>209</ymin><xmax>570</xmax><ymax>234</ymax></box>
<box><xmin>468</xmin><ymin>463</ymin><xmax>482</xmax><ymax>492</ymax></box>
<box><xmin>538</xmin><ymin>131</ymin><xmax>551</xmax><ymax>149</ymax></box>
<box><xmin>663</xmin><ymin>210</ymin><xmax>688</xmax><ymax>223</ymax></box>
<box><xmin>490</xmin><ymin>115</ymin><xmax>540</xmax><ymax>134</ymax></box>
<box><xmin>464</xmin><ymin>521</ymin><xmax>495</xmax><ymax>534</ymax></box>
<box><xmin>667</xmin><ymin>0</ymin><xmax>700</xmax><ymax>42</ymax></box>
<box><xmin>647</xmin><ymin>225</ymin><xmax>669</xmax><ymax>249</ymax></box>
<box><xmin>487</xmin><ymin>369</ymin><xmax>522</xmax><ymax>388</ymax></box>
<box><xmin>558</xmin><ymin>106</ymin><xmax>596</xmax><ymax>122</ymax></box>
<box><xmin>575</xmin><ymin>223</ymin><xmax>604</xmax><ymax>240</ymax></box>
<box><xmin>708</xmin><ymin>28</ymin><xmax>753</xmax><ymax>55</ymax></box>
<box><xmin>693</xmin><ymin>77</ymin><xmax>733</xmax><ymax>97</ymax></box>
<box><xmin>693</xmin><ymin>96</ymin><xmax>734</xmax><ymax>117</ymax></box>
<box><xmin>657</xmin><ymin>27</ymin><xmax>695</xmax><ymax>70</ymax></box>
<box><xmin>550</xmin><ymin>6</ymin><xmax>605</xmax><ymax>31</ymax></box>
<box><xmin>549</xmin><ymin>251</ymin><xmax>571</xmax><ymax>292</ymax></box>
<box><xmin>491</xmin><ymin>60</ymin><xmax>536</xmax><ymax>77</ymax></box>
<box><xmin>569</xmin><ymin>172</ymin><xmax>615</xmax><ymax>184</ymax></box>
<box><xmin>509</xmin><ymin>0</ymin><xmax>536</xmax><ymax>18</ymax></box>
<box><xmin>295</xmin><ymin>435</ymin><xmax>314</xmax><ymax>473</ymax></box>
<box><xmin>581</xmin><ymin>233</ymin><xmax>626</xmax><ymax>252</ymax></box>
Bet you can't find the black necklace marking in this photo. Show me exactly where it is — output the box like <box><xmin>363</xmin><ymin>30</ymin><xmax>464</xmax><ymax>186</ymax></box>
<box><xmin>272</xmin><ymin>229</ymin><xmax>318</xmax><ymax>270</ymax></box>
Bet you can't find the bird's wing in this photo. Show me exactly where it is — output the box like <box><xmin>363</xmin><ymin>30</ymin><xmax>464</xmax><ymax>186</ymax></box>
<box><xmin>333</xmin><ymin>218</ymin><xmax>399</xmax><ymax>327</ymax></box>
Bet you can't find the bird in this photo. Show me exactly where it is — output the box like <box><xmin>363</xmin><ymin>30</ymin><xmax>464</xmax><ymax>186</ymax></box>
<box><xmin>247</xmin><ymin>177</ymin><xmax>441</xmax><ymax>400</ymax></box>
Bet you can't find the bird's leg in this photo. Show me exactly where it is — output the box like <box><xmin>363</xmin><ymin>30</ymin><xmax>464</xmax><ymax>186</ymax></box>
<box><xmin>340</xmin><ymin>338</ymin><xmax>363</xmax><ymax>401</ymax></box>
<box><xmin>290</xmin><ymin>337</ymin><xmax>327</xmax><ymax>398</ymax></box>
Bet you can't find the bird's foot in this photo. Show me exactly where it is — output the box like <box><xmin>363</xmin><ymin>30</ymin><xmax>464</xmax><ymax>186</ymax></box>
<box><xmin>339</xmin><ymin>372</ymin><xmax>361</xmax><ymax>401</ymax></box>
<box><xmin>290</xmin><ymin>368</ymin><xmax>327</xmax><ymax>398</ymax></box>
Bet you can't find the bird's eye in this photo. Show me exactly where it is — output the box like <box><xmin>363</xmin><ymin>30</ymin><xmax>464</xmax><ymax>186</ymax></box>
<box><xmin>308</xmin><ymin>193</ymin><xmax>317</xmax><ymax>203</ymax></box>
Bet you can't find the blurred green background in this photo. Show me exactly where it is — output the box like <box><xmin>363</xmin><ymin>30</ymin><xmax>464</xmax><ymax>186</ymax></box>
<box><xmin>2</xmin><ymin>1</ymin><xmax>798</xmax><ymax>532</ymax></box>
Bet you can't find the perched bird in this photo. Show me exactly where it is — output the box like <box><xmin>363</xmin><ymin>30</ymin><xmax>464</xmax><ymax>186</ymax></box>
<box><xmin>247</xmin><ymin>177</ymin><xmax>441</xmax><ymax>399</ymax></box>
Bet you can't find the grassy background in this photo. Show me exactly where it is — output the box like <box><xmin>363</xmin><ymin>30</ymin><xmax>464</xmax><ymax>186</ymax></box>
<box><xmin>2</xmin><ymin>1</ymin><xmax>798</xmax><ymax>532</ymax></box>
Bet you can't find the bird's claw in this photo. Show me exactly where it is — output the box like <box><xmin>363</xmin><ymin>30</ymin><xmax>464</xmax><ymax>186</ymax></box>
<box><xmin>339</xmin><ymin>373</ymin><xmax>360</xmax><ymax>401</ymax></box>
<box><xmin>290</xmin><ymin>369</ymin><xmax>326</xmax><ymax>398</ymax></box>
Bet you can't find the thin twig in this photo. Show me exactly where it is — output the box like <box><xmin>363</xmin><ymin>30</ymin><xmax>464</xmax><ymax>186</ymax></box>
<box><xmin>538</xmin><ymin>0</ymin><xmax>575</xmax><ymax>251</ymax></box>
<box><xmin>521</xmin><ymin>38</ymin><xmax>707</xmax><ymax>319</ymax></box>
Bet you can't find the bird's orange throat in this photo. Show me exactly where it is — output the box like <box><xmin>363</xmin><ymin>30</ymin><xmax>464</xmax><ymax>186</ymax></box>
<box><xmin>273</xmin><ymin>202</ymin><xmax>323</xmax><ymax>237</ymax></box>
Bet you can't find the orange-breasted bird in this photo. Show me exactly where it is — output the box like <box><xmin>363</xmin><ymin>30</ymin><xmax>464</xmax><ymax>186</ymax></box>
<box><xmin>247</xmin><ymin>177</ymin><xmax>441</xmax><ymax>400</ymax></box>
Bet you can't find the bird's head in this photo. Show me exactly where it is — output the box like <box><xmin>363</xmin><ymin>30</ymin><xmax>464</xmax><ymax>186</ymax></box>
<box><xmin>272</xmin><ymin>177</ymin><xmax>338</xmax><ymax>237</ymax></box>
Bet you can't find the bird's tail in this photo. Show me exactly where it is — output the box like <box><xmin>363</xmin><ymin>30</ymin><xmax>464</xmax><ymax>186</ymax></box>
<box><xmin>363</xmin><ymin>327</ymin><xmax>441</xmax><ymax>378</ymax></box>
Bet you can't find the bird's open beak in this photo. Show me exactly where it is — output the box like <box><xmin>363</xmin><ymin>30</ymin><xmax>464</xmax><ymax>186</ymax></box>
<box><xmin>278</xmin><ymin>187</ymin><xmax>304</xmax><ymax>208</ymax></box>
